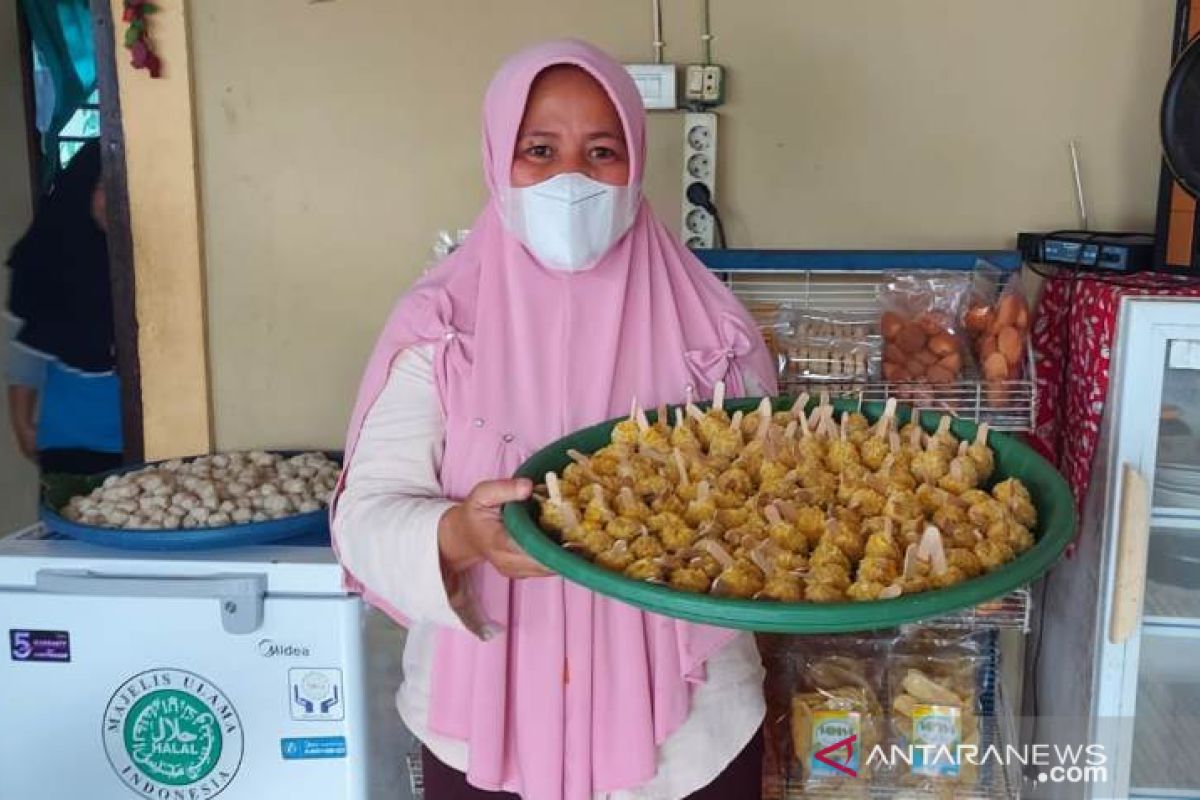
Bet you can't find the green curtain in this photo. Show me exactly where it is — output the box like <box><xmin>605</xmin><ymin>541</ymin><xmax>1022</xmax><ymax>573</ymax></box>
<box><xmin>21</xmin><ymin>0</ymin><xmax>98</xmax><ymax>186</ymax></box>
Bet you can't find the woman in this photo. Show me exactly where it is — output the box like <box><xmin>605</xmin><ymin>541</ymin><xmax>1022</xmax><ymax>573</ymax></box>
<box><xmin>5</xmin><ymin>140</ymin><xmax>122</xmax><ymax>475</ymax></box>
<box><xmin>333</xmin><ymin>40</ymin><xmax>776</xmax><ymax>799</ymax></box>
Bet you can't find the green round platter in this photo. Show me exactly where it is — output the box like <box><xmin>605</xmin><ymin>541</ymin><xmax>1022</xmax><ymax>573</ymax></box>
<box><xmin>503</xmin><ymin>397</ymin><xmax>1075</xmax><ymax>633</ymax></box>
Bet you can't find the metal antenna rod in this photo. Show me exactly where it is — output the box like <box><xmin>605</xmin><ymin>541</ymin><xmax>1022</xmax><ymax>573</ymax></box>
<box><xmin>1069</xmin><ymin>140</ymin><xmax>1089</xmax><ymax>231</ymax></box>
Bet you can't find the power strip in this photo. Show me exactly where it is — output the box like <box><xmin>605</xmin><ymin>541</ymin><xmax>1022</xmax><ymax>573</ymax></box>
<box><xmin>681</xmin><ymin>112</ymin><xmax>718</xmax><ymax>249</ymax></box>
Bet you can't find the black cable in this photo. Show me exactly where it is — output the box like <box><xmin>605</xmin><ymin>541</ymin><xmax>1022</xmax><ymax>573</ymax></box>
<box><xmin>685</xmin><ymin>181</ymin><xmax>728</xmax><ymax>249</ymax></box>
<box><xmin>711</xmin><ymin>208</ymin><xmax>728</xmax><ymax>249</ymax></box>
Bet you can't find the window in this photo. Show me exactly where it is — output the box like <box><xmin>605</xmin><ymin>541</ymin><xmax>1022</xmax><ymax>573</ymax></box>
<box><xmin>57</xmin><ymin>88</ymin><xmax>100</xmax><ymax>166</ymax></box>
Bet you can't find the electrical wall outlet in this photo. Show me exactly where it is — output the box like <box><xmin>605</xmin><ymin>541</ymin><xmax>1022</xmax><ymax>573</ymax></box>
<box><xmin>681</xmin><ymin>112</ymin><xmax>718</xmax><ymax>249</ymax></box>
<box><xmin>683</xmin><ymin>64</ymin><xmax>725</xmax><ymax>106</ymax></box>
<box><xmin>624</xmin><ymin>64</ymin><xmax>677</xmax><ymax>110</ymax></box>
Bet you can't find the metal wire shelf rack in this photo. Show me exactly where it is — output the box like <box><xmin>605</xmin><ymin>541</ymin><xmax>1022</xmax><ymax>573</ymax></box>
<box><xmin>715</xmin><ymin>263</ymin><xmax>1036</xmax><ymax>433</ymax></box>
<box><xmin>918</xmin><ymin>588</ymin><xmax>1032</xmax><ymax>634</ymax></box>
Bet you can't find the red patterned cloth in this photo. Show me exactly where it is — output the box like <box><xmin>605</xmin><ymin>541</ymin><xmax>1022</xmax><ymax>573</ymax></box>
<box><xmin>1030</xmin><ymin>272</ymin><xmax>1200</xmax><ymax>513</ymax></box>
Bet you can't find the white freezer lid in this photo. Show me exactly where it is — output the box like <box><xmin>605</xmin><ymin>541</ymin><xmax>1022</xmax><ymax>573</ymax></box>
<box><xmin>0</xmin><ymin>526</ymin><xmax>348</xmax><ymax>595</ymax></box>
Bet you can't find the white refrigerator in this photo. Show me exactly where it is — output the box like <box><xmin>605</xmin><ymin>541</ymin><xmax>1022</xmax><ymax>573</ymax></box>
<box><xmin>0</xmin><ymin>525</ymin><xmax>417</xmax><ymax>800</ymax></box>
<box><xmin>1027</xmin><ymin>297</ymin><xmax>1200</xmax><ymax>800</ymax></box>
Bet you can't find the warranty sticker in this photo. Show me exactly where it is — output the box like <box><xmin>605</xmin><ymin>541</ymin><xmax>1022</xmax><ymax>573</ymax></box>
<box><xmin>9</xmin><ymin>629</ymin><xmax>70</xmax><ymax>663</ymax></box>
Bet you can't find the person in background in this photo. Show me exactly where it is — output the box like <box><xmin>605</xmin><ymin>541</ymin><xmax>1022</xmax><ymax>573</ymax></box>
<box><xmin>5</xmin><ymin>140</ymin><xmax>123</xmax><ymax>475</ymax></box>
<box><xmin>333</xmin><ymin>40</ymin><xmax>775</xmax><ymax>799</ymax></box>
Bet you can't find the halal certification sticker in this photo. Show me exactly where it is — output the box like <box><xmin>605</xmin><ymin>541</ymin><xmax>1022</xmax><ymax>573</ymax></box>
<box><xmin>103</xmin><ymin>668</ymin><xmax>244</xmax><ymax>798</ymax></box>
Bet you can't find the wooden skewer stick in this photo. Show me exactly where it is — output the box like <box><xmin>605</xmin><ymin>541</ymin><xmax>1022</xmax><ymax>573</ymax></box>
<box><xmin>936</xmin><ymin>414</ymin><xmax>952</xmax><ymax>438</ymax></box>
<box><xmin>656</xmin><ymin>403</ymin><xmax>668</xmax><ymax>429</ymax></box>
<box><xmin>566</xmin><ymin>450</ymin><xmax>605</xmax><ymax>484</ymax></box>
<box><xmin>819</xmin><ymin>389</ymin><xmax>831</xmax><ymax>409</ymax></box>
<box><xmin>840</xmin><ymin>411</ymin><xmax>850</xmax><ymax>441</ymax></box>
<box><xmin>630</xmin><ymin>396</ymin><xmax>639</xmax><ymax>421</ymax></box>
<box><xmin>673</xmin><ymin>448</ymin><xmax>690</xmax><ymax>488</ymax></box>
<box><xmin>686</xmin><ymin>403</ymin><xmax>705</xmax><ymax>421</ymax></box>
<box><xmin>874</xmin><ymin>398</ymin><xmax>898</xmax><ymax>438</ymax></box>
<box><xmin>635</xmin><ymin>407</ymin><xmax>652</xmax><ymax>432</ymax></box>
<box><xmin>821</xmin><ymin>407</ymin><xmax>838</xmax><ymax>438</ymax></box>
<box><xmin>546</xmin><ymin>472</ymin><xmax>563</xmax><ymax>505</ymax></box>
<box><xmin>909</xmin><ymin>408</ymin><xmax>924</xmax><ymax>450</ymax></box>
<box><xmin>791</xmin><ymin>391</ymin><xmax>811</xmax><ymax>419</ymax></box>
<box><xmin>917</xmin><ymin>525</ymin><xmax>948</xmax><ymax>576</ymax></box>
<box><xmin>784</xmin><ymin>420</ymin><xmax>799</xmax><ymax>440</ymax></box>
<box><xmin>975</xmin><ymin>422</ymin><xmax>990</xmax><ymax>448</ymax></box>
<box><xmin>804</xmin><ymin>406</ymin><xmax>823</xmax><ymax>437</ymax></box>
<box><xmin>729</xmin><ymin>409</ymin><xmax>744</xmax><ymax>431</ymax></box>
<box><xmin>697</xmin><ymin>538</ymin><xmax>734</xmax><ymax>568</ymax></box>
<box><xmin>712</xmin><ymin>380</ymin><xmax>726</xmax><ymax>411</ymax></box>
<box><xmin>889</xmin><ymin>431</ymin><xmax>901</xmax><ymax>453</ymax></box>
<box><xmin>902</xmin><ymin>543</ymin><xmax>920</xmax><ymax>578</ymax></box>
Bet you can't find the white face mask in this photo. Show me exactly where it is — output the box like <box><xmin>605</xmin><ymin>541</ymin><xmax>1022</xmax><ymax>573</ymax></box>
<box><xmin>501</xmin><ymin>172</ymin><xmax>638</xmax><ymax>271</ymax></box>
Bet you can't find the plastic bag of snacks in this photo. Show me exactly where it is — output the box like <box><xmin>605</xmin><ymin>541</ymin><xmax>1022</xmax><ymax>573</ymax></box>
<box><xmin>784</xmin><ymin>310</ymin><xmax>878</xmax><ymax>390</ymax></box>
<box><xmin>785</xmin><ymin>337</ymin><xmax>873</xmax><ymax>385</ymax></box>
<box><xmin>755</xmin><ymin>304</ymin><xmax>795</xmax><ymax>379</ymax></box>
<box><xmin>788</xmin><ymin>649</ymin><xmax>885</xmax><ymax>792</ymax></box>
<box><xmin>963</xmin><ymin>262</ymin><xmax>1032</xmax><ymax>407</ymax></box>
<box><xmin>878</xmin><ymin>273</ymin><xmax>972</xmax><ymax>397</ymax></box>
<box><xmin>791</xmin><ymin>309</ymin><xmax>877</xmax><ymax>342</ymax></box>
<box><xmin>886</xmin><ymin>630</ymin><xmax>984</xmax><ymax>793</ymax></box>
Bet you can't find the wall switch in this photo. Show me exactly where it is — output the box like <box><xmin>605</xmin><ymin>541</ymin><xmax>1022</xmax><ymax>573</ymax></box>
<box><xmin>624</xmin><ymin>64</ymin><xmax>677</xmax><ymax>110</ymax></box>
<box><xmin>683</xmin><ymin>64</ymin><xmax>725</xmax><ymax>106</ymax></box>
<box><xmin>681</xmin><ymin>112</ymin><xmax>718</xmax><ymax>249</ymax></box>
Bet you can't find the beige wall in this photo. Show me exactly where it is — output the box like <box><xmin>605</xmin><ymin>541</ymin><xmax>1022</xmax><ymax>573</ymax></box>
<box><xmin>190</xmin><ymin>0</ymin><xmax>1173</xmax><ymax>450</ymax></box>
<box><xmin>0</xmin><ymin>6</ymin><xmax>37</xmax><ymax>530</ymax></box>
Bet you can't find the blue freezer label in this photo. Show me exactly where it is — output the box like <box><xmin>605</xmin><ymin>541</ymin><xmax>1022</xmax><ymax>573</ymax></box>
<box><xmin>281</xmin><ymin>736</ymin><xmax>347</xmax><ymax>760</ymax></box>
<box><xmin>9</xmin><ymin>629</ymin><xmax>70</xmax><ymax>662</ymax></box>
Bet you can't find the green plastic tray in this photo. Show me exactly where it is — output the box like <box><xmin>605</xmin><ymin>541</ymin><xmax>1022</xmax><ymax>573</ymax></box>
<box><xmin>503</xmin><ymin>398</ymin><xmax>1075</xmax><ymax>633</ymax></box>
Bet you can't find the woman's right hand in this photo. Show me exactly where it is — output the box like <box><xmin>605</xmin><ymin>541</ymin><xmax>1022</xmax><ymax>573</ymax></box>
<box><xmin>437</xmin><ymin>478</ymin><xmax>553</xmax><ymax>579</ymax></box>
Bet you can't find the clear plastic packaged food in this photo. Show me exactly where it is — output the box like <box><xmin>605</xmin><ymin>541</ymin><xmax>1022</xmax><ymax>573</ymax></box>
<box><xmin>878</xmin><ymin>273</ymin><xmax>973</xmax><ymax>395</ymax></box>
<box><xmin>886</xmin><ymin>630</ymin><xmax>984</xmax><ymax>792</ymax></box>
<box><xmin>964</xmin><ymin>263</ymin><xmax>1032</xmax><ymax>408</ymax></box>
<box><xmin>762</xmin><ymin>636</ymin><xmax>889</xmax><ymax>795</ymax></box>
<box><xmin>785</xmin><ymin>336</ymin><xmax>873</xmax><ymax>384</ymax></box>
<box><xmin>791</xmin><ymin>309</ymin><xmax>878</xmax><ymax>341</ymax></box>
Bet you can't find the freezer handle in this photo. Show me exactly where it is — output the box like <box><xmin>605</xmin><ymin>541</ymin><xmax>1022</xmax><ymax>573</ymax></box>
<box><xmin>35</xmin><ymin>569</ymin><xmax>267</xmax><ymax>635</ymax></box>
<box><xmin>1109</xmin><ymin>465</ymin><xmax>1151</xmax><ymax>645</ymax></box>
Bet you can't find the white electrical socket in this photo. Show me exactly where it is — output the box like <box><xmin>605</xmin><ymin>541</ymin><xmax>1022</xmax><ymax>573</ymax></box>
<box><xmin>683</xmin><ymin>64</ymin><xmax>725</xmax><ymax>106</ymax></box>
<box><xmin>680</xmin><ymin>112</ymin><xmax>718</xmax><ymax>249</ymax></box>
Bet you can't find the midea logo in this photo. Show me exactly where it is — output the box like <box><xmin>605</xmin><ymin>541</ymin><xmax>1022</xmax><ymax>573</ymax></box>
<box><xmin>257</xmin><ymin>639</ymin><xmax>311</xmax><ymax>658</ymax></box>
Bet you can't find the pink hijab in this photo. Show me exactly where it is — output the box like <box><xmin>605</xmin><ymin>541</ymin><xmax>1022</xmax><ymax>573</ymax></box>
<box><xmin>334</xmin><ymin>39</ymin><xmax>776</xmax><ymax>798</ymax></box>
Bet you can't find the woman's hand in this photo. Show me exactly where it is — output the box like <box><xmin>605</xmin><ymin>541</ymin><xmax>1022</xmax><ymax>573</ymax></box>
<box><xmin>438</xmin><ymin>478</ymin><xmax>553</xmax><ymax>579</ymax></box>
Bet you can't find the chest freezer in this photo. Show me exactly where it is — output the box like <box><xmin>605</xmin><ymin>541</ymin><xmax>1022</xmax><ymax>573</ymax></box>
<box><xmin>0</xmin><ymin>526</ymin><xmax>415</xmax><ymax>800</ymax></box>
